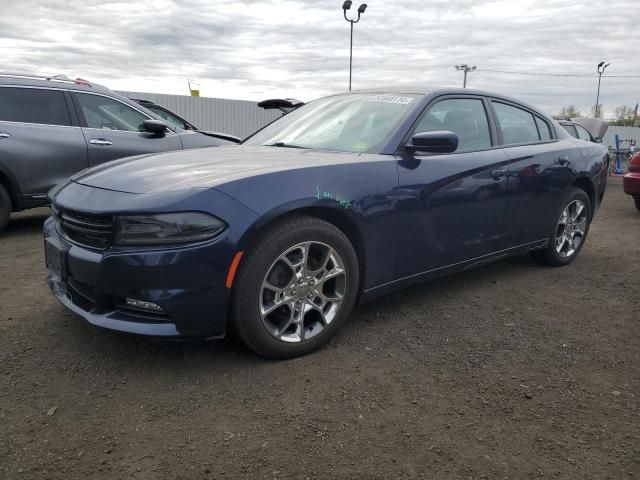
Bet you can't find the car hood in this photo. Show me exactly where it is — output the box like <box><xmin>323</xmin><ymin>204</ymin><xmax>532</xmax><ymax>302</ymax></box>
<box><xmin>72</xmin><ymin>145</ymin><xmax>359</xmax><ymax>194</ymax></box>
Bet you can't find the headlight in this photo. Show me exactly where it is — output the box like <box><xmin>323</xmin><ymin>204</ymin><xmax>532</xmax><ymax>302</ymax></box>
<box><xmin>113</xmin><ymin>212</ymin><xmax>227</xmax><ymax>246</ymax></box>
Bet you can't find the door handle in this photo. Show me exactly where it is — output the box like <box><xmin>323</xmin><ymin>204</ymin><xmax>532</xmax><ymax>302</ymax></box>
<box><xmin>0</xmin><ymin>132</ymin><xmax>11</xmax><ymax>139</ymax></box>
<box><xmin>89</xmin><ymin>139</ymin><xmax>113</xmax><ymax>146</ymax></box>
<box><xmin>491</xmin><ymin>169</ymin><xmax>507</xmax><ymax>181</ymax></box>
<box><xmin>557</xmin><ymin>156</ymin><xmax>570</xmax><ymax>165</ymax></box>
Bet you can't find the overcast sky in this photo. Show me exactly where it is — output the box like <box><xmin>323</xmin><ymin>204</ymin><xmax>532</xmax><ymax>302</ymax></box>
<box><xmin>1</xmin><ymin>0</ymin><xmax>637</xmax><ymax>117</ymax></box>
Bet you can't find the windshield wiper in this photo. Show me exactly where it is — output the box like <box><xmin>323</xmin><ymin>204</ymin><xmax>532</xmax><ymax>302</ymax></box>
<box><xmin>267</xmin><ymin>142</ymin><xmax>308</xmax><ymax>149</ymax></box>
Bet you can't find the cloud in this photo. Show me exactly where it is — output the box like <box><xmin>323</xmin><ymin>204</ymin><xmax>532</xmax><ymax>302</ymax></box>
<box><xmin>0</xmin><ymin>0</ymin><xmax>637</xmax><ymax>116</ymax></box>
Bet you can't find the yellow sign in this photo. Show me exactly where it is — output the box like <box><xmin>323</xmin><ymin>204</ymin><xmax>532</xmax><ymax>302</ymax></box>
<box><xmin>190</xmin><ymin>89</ymin><xmax>200</xmax><ymax>97</ymax></box>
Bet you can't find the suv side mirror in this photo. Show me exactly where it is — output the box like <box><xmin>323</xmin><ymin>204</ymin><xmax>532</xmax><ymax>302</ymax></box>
<box><xmin>143</xmin><ymin>119</ymin><xmax>168</xmax><ymax>135</ymax></box>
<box><xmin>594</xmin><ymin>137</ymin><xmax>603</xmax><ymax>144</ymax></box>
<box><xmin>409</xmin><ymin>131</ymin><xmax>459</xmax><ymax>153</ymax></box>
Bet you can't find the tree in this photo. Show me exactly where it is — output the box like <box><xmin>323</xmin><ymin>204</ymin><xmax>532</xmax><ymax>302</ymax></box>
<box><xmin>611</xmin><ymin>105</ymin><xmax>635</xmax><ymax>126</ymax></box>
<box><xmin>590</xmin><ymin>104</ymin><xmax>603</xmax><ymax>119</ymax></box>
<box><xmin>557</xmin><ymin>105</ymin><xmax>581</xmax><ymax>119</ymax></box>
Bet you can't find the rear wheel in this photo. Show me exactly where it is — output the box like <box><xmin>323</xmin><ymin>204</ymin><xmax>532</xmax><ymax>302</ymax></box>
<box><xmin>231</xmin><ymin>215</ymin><xmax>359</xmax><ymax>359</ymax></box>
<box><xmin>531</xmin><ymin>187</ymin><xmax>591</xmax><ymax>267</ymax></box>
<box><xmin>0</xmin><ymin>184</ymin><xmax>11</xmax><ymax>233</ymax></box>
<box><xmin>634</xmin><ymin>196</ymin><xmax>640</xmax><ymax>212</ymax></box>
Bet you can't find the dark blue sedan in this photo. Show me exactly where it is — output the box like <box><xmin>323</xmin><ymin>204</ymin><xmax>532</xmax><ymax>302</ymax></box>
<box><xmin>44</xmin><ymin>87</ymin><xmax>609</xmax><ymax>358</ymax></box>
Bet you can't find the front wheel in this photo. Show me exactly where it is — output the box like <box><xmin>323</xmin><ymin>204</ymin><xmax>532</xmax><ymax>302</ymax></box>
<box><xmin>230</xmin><ymin>215</ymin><xmax>359</xmax><ymax>359</ymax></box>
<box><xmin>634</xmin><ymin>196</ymin><xmax>640</xmax><ymax>213</ymax></box>
<box><xmin>531</xmin><ymin>187</ymin><xmax>591</xmax><ymax>267</ymax></box>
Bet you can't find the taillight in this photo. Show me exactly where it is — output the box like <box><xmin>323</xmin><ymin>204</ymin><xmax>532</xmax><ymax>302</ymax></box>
<box><xmin>630</xmin><ymin>154</ymin><xmax>640</xmax><ymax>173</ymax></box>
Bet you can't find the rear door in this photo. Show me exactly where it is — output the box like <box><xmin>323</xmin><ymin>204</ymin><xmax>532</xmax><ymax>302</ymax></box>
<box><xmin>490</xmin><ymin>100</ymin><xmax>575</xmax><ymax>246</ymax></box>
<box><xmin>0</xmin><ymin>86</ymin><xmax>88</xmax><ymax>200</ymax></box>
<box><xmin>71</xmin><ymin>92</ymin><xmax>182</xmax><ymax>167</ymax></box>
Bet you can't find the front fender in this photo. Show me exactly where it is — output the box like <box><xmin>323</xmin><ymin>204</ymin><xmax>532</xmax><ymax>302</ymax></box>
<box><xmin>217</xmin><ymin>159</ymin><xmax>400</xmax><ymax>290</ymax></box>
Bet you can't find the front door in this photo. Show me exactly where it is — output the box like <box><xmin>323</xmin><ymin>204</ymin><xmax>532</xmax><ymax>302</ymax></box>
<box><xmin>72</xmin><ymin>92</ymin><xmax>182</xmax><ymax>167</ymax></box>
<box><xmin>394</xmin><ymin>96</ymin><xmax>510</xmax><ymax>280</ymax></box>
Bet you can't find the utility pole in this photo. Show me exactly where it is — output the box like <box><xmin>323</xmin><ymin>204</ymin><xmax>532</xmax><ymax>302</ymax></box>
<box><xmin>455</xmin><ymin>65</ymin><xmax>477</xmax><ymax>88</ymax></box>
<box><xmin>595</xmin><ymin>61</ymin><xmax>611</xmax><ymax>118</ymax></box>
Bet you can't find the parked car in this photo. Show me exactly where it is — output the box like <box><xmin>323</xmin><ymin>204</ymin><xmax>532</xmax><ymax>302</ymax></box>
<box><xmin>623</xmin><ymin>151</ymin><xmax>640</xmax><ymax>211</ymax></box>
<box><xmin>0</xmin><ymin>73</ymin><xmax>235</xmax><ymax>232</ymax></box>
<box><xmin>44</xmin><ymin>87</ymin><xmax>609</xmax><ymax>358</ymax></box>
<box><xmin>558</xmin><ymin>119</ymin><xmax>600</xmax><ymax>142</ymax></box>
<box><xmin>132</xmin><ymin>99</ymin><xmax>241</xmax><ymax>144</ymax></box>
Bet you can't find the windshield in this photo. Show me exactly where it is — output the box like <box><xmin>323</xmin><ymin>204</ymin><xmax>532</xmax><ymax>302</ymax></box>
<box><xmin>244</xmin><ymin>93</ymin><xmax>421</xmax><ymax>153</ymax></box>
<box><xmin>147</xmin><ymin>106</ymin><xmax>191</xmax><ymax>130</ymax></box>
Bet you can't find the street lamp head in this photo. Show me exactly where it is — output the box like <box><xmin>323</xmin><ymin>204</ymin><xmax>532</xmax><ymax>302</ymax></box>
<box><xmin>358</xmin><ymin>3</ymin><xmax>367</xmax><ymax>14</ymax></box>
<box><xmin>597</xmin><ymin>61</ymin><xmax>611</xmax><ymax>74</ymax></box>
<box><xmin>342</xmin><ymin>0</ymin><xmax>352</xmax><ymax>10</ymax></box>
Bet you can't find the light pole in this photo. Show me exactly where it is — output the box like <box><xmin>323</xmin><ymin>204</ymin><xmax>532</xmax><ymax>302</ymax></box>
<box><xmin>342</xmin><ymin>1</ymin><xmax>367</xmax><ymax>91</ymax></box>
<box><xmin>455</xmin><ymin>64</ymin><xmax>477</xmax><ymax>88</ymax></box>
<box><xmin>595</xmin><ymin>61</ymin><xmax>610</xmax><ymax>118</ymax></box>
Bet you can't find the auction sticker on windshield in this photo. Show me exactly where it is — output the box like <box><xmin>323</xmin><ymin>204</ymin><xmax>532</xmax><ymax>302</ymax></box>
<box><xmin>369</xmin><ymin>95</ymin><xmax>414</xmax><ymax>105</ymax></box>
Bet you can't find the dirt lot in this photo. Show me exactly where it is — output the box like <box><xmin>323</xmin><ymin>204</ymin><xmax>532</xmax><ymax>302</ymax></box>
<box><xmin>0</xmin><ymin>177</ymin><xmax>638</xmax><ymax>479</ymax></box>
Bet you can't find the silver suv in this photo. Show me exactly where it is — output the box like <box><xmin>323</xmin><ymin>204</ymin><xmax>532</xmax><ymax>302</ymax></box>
<box><xmin>0</xmin><ymin>73</ymin><xmax>234</xmax><ymax>232</ymax></box>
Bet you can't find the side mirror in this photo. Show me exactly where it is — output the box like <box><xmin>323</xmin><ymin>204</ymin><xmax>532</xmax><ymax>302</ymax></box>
<box><xmin>409</xmin><ymin>131</ymin><xmax>459</xmax><ymax>153</ymax></box>
<box><xmin>143</xmin><ymin>119</ymin><xmax>168</xmax><ymax>135</ymax></box>
<box><xmin>594</xmin><ymin>137</ymin><xmax>603</xmax><ymax>144</ymax></box>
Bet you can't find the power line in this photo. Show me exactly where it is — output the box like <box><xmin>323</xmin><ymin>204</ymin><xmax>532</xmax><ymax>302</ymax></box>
<box><xmin>477</xmin><ymin>68</ymin><xmax>640</xmax><ymax>78</ymax></box>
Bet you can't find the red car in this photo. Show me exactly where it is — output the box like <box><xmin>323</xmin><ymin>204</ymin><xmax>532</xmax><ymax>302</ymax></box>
<box><xmin>623</xmin><ymin>152</ymin><xmax>640</xmax><ymax>212</ymax></box>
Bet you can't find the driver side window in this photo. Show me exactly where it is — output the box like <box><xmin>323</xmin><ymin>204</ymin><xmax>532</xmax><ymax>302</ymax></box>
<box><xmin>414</xmin><ymin>98</ymin><xmax>492</xmax><ymax>153</ymax></box>
<box><xmin>76</xmin><ymin>93</ymin><xmax>148</xmax><ymax>132</ymax></box>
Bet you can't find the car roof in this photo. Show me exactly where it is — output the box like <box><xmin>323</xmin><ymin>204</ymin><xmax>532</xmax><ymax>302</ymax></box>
<box><xmin>336</xmin><ymin>85</ymin><xmax>551</xmax><ymax>119</ymax></box>
<box><xmin>0</xmin><ymin>73</ymin><xmax>111</xmax><ymax>93</ymax></box>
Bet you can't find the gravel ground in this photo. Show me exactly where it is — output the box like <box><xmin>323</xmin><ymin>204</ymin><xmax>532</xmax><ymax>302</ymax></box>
<box><xmin>0</xmin><ymin>177</ymin><xmax>638</xmax><ymax>479</ymax></box>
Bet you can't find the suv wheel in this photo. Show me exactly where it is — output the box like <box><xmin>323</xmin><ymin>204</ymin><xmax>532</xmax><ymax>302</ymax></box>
<box><xmin>0</xmin><ymin>184</ymin><xmax>11</xmax><ymax>232</ymax></box>
<box><xmin>231</xmin><ymin>215</ymin><xmax>359</xmax><ymax>359</ymax></box>
<box><xmin>634</xmin><ymin>196</ymin><xmax>640</xmax><ymax>213</ymax></box>
<box><xmin>531</xmin><ymin>187</ymin><xmax>591</xmax><ymax>267</ymax></box>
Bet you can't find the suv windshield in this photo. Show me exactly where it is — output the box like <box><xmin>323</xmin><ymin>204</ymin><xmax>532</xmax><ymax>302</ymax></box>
<box><xmin>244</xmin><ymin>93</ymin><xmax>421</xmax><ymax>153</ymax></box>
<box><xmin>146</xmin><ymin>106</ymin><xmax>191</xmax><ymax>130</ymax></box>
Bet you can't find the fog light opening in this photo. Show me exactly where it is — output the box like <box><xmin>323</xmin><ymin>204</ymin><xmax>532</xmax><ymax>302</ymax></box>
<box><xmin>125</xmin><ymin>298</ymin><xmax>164</xmax><ymax>313</ymax></box>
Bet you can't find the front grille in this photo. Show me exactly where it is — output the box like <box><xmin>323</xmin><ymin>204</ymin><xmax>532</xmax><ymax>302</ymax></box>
<box><xmin>57</xmin><ymin>208</ymin><xmax>113</xmax><ymax>249</ymax></box>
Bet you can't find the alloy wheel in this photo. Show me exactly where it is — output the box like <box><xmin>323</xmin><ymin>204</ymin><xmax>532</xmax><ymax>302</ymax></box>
<box><xmin>555</xmin><ymin>200</ymin><xmax>588</xmax><ymax>258</ymax></box>
<box><xmin>259</xmin><ymin>241</ymin><xmax>346</xmax><ymax>343</ymax></box>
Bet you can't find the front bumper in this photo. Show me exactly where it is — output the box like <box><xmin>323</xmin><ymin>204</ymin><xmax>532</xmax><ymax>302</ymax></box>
<box><xmin>44</xmin><ymin>216</ymin><xmax>233</xmax><ymax>338</ymax></box>
<box><xmin>623</xmin><ymin>172</ymin><xmax>640</xmax><ymax>196</ymax></box>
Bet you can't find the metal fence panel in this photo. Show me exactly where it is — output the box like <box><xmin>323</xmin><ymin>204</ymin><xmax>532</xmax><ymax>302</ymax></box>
<box><xmin>117</xmin><ymin>91</ymin><xmax>282</xmax><ymax>139</ymax></box>
<box><xmin>603</xmin><ymin>126</ymin><xmax>640</xmax><ymax>150</ymax></box>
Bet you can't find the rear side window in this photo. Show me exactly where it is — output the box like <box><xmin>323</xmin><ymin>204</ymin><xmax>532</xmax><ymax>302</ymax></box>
<box><xmin>76</xmin><ymin>93</ymin><xmax>148</xmax><ymax>131</ymax></box>
<box><xmin>493</xmin><ymin>102</ymin><xmax>540</xmax><ymax>145</ymax></box>
<box><xmin>414</xmin><ymin>98</ymin><xmax>491</xmax><ymax>152</ymax></box>
<box><xmin>0</xmin><ymin>87</ymin><xmax>71</xmax><ymax>126</ymax></box>
<box><xmin>535</xmin><ymin>116</ymin><xmax>552</xmax><ymax>141</ymax></box>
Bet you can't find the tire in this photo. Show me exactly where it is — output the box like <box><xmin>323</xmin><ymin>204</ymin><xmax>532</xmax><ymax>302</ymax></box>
<box><xmin>230</xmin><ymin>215</ymin><xmax>359</xmax><ymax>359</ymax></box>
<box><xmin>0</xmin><ymin>184</ymin><xmax>11</xmax><ymax>233</ymax></box>
<box><xmin>531</xmin><ymin>187</ymin><xmax>591</xmax><ymax>267</ymax></box>
<box><xmin>634</xmin><ymin>196</ymin><xmax>640</xmax><ymax>213</ymax></box>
